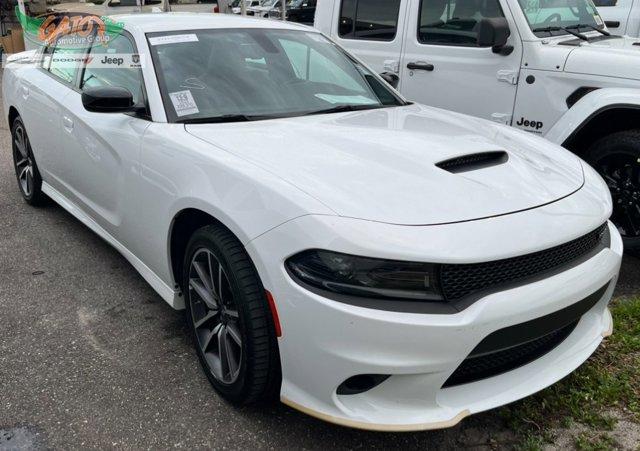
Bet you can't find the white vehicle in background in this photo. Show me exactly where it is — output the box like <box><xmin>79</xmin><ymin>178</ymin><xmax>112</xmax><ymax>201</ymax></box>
<box><xmin>593</xmin><ymin>0</ymin><xmax>640</xmax><ymax>35</ymax></box>
<box><xmin>49</xmin><ymin>0</ymin><xmax>218</xmax><ymax>14</ymax></box>
<box><xmin>316</xmin><ymin>0</ymin><xmax>640</xmax><ymax>253</ymax></box>
<box><xmin>2</xmin><ymin>13</ymin><xmax>622</xmax><ymax>431</ymax></box>
<box><xmin>231</xmin><ymin>0</ymin><xmax>262</xmax><ymax>14</ymax></box>
<box><xmin>247</xmin><ymin>0</ymin><xmax>279</xmax><ymax>17</ymax></box>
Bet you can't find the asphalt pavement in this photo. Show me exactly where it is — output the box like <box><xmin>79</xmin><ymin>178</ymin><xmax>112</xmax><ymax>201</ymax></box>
<box><xmin>1</xmin><ymin>75</ymin><xmax>639</xmax><ymax>450</ymax></box>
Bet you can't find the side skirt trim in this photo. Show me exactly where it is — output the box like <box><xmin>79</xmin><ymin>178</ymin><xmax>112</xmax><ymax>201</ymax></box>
<box><xmin>41</xmin><ymin>182</ymin><xmax>181</xmax><ymax>308</ymax></box>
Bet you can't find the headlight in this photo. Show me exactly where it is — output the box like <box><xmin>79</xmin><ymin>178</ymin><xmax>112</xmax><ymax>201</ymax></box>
<box><xmin>286</xmin><ymin>249</ymin><xmax>443</xmax><ymax>301</ymax></box>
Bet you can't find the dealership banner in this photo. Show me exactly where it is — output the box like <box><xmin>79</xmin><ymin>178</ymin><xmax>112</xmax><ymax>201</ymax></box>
<box><xmin>15</xmin><ymin>3</ymin><xmax>125</xmax><ymax>49</ymax></box>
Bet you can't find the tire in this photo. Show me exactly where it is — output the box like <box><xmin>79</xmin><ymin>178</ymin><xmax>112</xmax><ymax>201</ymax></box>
<box><xmin>182</xmin><ymin>224</ymin><xmax>281</xmax><ymax>405</ymax></box>
<box><xmin>585</xmin><ymin>130</ymin><xmax>640</xmax><ymax>254</ymax></box>
<box><xmin>11</xmin><ymin>116</ymin><xmax>46</xmax><ymax>206</ymax></box>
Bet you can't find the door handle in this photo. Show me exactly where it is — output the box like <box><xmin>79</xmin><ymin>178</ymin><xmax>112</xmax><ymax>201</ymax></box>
<box><xmin>62</xmin><ymin>115</ymin><xmax>74</xmax><ymax>131</ymax></box>
<box><xmin>407</xmin><ymin>61</ymin><xmax>435</xmax><ymax>72</ymax></box>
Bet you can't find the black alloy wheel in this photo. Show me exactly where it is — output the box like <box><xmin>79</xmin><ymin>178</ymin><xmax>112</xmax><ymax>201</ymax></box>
<box><xmin>183</xmin><ymin>225</ymin><xmax>281</xmax><ymax>404</ymax></box>
<box><xmin>586</xmin><ymin>130</ymin><xmax>640</xmax><ymax>253</ymax></box>
<box><xmin>11</xmin><ymin>116</ymin><xmax>45</xmax><ymax>205</ymax></box>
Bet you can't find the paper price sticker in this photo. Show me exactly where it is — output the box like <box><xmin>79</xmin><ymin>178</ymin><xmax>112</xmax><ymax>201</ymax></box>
<box><xmin>169</xmin><ymin>90</ymin><xmax>200</xmax><ymax>117</ymax></box>
<box><xmin>149</xmin><ymin>34</ymin><xmax>199</xmax><ymax>46</ymax></box>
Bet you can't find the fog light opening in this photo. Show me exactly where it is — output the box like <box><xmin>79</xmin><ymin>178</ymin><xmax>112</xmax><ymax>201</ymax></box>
<box><xmin>336</xmin><ymin>374</ymin><xmax>390</xmax><ymax>395</ymax></box>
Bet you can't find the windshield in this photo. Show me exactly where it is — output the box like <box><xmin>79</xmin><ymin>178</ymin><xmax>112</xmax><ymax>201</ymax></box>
<box><xmin>147</xmin><ymin>29</ymin><xmax>404</xmax><ymax>123</ymax></box>
<box><xmin>518</xmin><ymin>0</ymin><xmax>605</xmax><ymax>36</ymax></box>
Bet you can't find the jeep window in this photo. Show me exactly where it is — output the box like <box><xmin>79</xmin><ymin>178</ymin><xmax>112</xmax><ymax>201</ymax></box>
<box><xmin>80</xmin><ymin>34</ymin><xmax>145</xmax><ymax>105</ymax></box>
<box><xmin>147</xmin><ymin>29</ymin><xmax>405</xmax><ymax>123</ymax></box>
<box><xmin>338</xmin><ymin>0</ymin><xmax>402</xmax><ymax>41</ymax></box>
<box><xmin>518</xmin><ymin>0</ymin><xmax>605</xmax><ymax>36</ymax></box>
<box><xmin>417</xmin><ymin>0</ymin><xmax>505</xmax><ymax>46</ymax></box>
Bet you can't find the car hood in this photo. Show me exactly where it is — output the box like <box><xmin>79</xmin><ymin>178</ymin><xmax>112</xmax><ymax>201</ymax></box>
<box><xmin>186</xmin><ymin>104</ymin><xmax>584</xmax><ymax>225</ymax></box>
<box><xmin>564</xmin><ymin>35</ymin><xmax>640</xmax><ymax>80</ymax></box>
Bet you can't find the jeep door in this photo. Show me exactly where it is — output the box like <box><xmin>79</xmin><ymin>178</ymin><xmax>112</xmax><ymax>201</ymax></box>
<box><xmin>399</xmin><ymin>0</ymin><xmax>522</xmax><ymax>123</ymax></box>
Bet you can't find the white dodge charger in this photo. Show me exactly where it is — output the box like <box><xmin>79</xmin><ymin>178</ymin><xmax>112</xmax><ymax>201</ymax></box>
<box><xmin>2</xmin><ymin>13</ymin><xmax>623</xmax><ymax>431</ymax></box>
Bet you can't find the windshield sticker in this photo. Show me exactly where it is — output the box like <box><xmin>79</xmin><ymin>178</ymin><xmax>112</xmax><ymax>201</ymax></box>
<box><xmin>149</xmin><ymin>34</ymin><xmax>199</xmax><ymax>46</ymax></box>
<box><xmin>315</xmin><ymin>94</ymin><xmax>378</xmax><ymax>105</ymax></box>
<box><xmin>169</xmin><ymin>90</ymin><xmax>200</xmax><ymax>117</ymax></box>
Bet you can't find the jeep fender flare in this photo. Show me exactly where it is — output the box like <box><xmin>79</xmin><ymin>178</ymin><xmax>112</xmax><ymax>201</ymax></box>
<box><xmin>545</xmin><ymin>88</ymin><xmax>640</xmax><ymax>147</ymax></box>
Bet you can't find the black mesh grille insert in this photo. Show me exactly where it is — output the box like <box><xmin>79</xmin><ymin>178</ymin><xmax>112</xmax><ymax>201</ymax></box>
<box><xmin>440</xmin><ymin>224</ymin><xmax>608</xmax><ymax>301</ymax></box>
<box><xmin>443</xmin><ymin>281</ymin><xmax>610</xmax><ymax>387</ymax></box>
<box><xmin>443</xmin><ymin>321</ymin><xmax>578</xmax><ymax>387</ymax></box>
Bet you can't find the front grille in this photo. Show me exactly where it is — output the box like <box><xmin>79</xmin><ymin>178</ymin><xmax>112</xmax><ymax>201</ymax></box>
<box><xmin>443</xmin><ymin>281</ymin><xmax>610</xmax><ymax>387</ymax></box>
<box><xmin>443</xmin><ymin>321</ymin><xmax>577</xmax><ymax>387</ymax></box>
<box><xmin>440</xmin><ymin>224</ymin><xmax>608</xmax><ymax>301</ymax></box>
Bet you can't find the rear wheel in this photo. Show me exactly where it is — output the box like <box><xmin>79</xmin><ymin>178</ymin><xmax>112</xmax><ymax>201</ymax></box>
<box><xmin>11</xmin><ymin>116</ymin><xmax>46</xmax><ymax>206</ymax></box>
<box><xmin>586</xmin><ymin>130</ymin><xmax>640</xmax><ymax>254</ymax></box>
<box><xmin>182</xmin><ymin>225</ymin><xmax>281</xmax><ymax>404</ymax></box>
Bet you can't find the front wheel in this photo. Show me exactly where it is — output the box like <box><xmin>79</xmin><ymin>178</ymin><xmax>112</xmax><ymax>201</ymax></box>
<box><xmin>586</xmin><ymin>130</ymin><xmax>640</xmax><ymax>253</ymax></box>
<box><xmin>182</xmin><ymin>225</ymin><xmax>281</xmax><ymax>405</ymax></box>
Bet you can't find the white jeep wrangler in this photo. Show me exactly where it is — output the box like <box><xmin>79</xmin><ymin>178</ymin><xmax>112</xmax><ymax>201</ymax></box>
<box><xmin>316</xmin><ymin>0</ymin><xmax>640</xmax><ymax>252</ymax></box>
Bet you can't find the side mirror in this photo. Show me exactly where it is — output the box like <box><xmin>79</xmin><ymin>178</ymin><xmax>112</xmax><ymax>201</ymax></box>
<box><xmin>477</xmin><ymin>17</ymin><xmax>513</xmax><ymax>55</ymax></box>
<box><xmin>339</xmin><ymin>17</ymin><xmax>353</xmax><ymax>35</ymax></box>
<box><xmin>380</xmin><ymin>71</ymin><xmax>400</xmax><ymax>89</ymax></box>
<box><xmin>82</xmin><ymin>86</ymin><xmax>136</xmax><ymax>113</ymax></box>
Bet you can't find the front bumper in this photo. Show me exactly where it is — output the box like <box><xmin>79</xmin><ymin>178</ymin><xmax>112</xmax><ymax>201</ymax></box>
<box><xmin>247</xmin><ymin>199</ymin><xmax>622</xmax><ymax>430</ymax></box>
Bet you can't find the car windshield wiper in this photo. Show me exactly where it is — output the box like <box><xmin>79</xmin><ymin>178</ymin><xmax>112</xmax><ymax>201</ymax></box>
<box><xmin>303</xmin><ymin>104</ymin><xmax>385</xmax><ymax>116</ymax></box>
<box><xmin>177</xmin><ymin>114</ymin><xmax>264</xmax><ymax>124</ymax></box>
<box><xmin>566</xmin><ymin>23</ymin><xmax>611</xmax><ymax>36</ymax></box>
<box><xmin>532</xmin><ymin>25</ymin><xmax>589</xmax><ymax>41</ymax></box>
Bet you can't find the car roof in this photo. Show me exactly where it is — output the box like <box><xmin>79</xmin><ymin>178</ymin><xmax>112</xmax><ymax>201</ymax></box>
<box><xmin>112</xmin><ymin>12</ymin><xmax>314</xmax><ymax>34</ymax></box>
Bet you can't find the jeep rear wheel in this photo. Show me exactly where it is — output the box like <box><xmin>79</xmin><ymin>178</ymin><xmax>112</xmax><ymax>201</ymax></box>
<box><xmin>586</xmin><ymin>130</ymin><xmax>640</xmax><ymax>253</ymax></box>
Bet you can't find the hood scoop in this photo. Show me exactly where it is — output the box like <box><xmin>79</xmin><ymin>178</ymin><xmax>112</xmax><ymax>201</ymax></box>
<box><xmin>436</xmin><ymin>151</ymin><xmax>509</xmax><ymax>174</ymax></box>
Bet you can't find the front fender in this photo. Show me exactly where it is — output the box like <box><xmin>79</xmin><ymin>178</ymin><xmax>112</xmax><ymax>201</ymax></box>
<box><xmin>545</xmin><ymin>88</ymin><xmax>640</xmax><ymax>145</ymax></box>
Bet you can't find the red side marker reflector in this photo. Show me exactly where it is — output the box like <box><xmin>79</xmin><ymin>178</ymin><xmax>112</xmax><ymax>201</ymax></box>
<box><xmin>266</xmin><ymin>290</ymin><xmax>282</xmax><ymax>337</ymax></box>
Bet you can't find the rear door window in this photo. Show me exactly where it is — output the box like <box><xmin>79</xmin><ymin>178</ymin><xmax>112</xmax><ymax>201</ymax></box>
<box><xmin>47</xmin><ymin>33</ymin><xmax>91</xmax><ymax>85</ymax></box>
